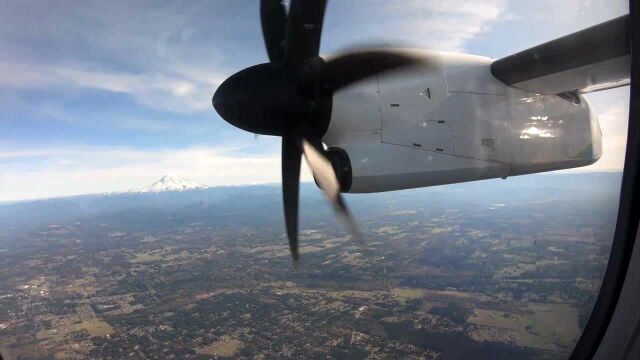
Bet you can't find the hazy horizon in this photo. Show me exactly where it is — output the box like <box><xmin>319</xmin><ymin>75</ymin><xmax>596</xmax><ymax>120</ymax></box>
<box><xmin>0</xmin><ymin>170</ymin><xmax>624</xmax><ymax>205</ymax></box>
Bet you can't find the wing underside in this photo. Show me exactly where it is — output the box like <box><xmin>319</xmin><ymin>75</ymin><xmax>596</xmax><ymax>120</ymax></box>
<box><xmin>491</xmin><ymin>15</ymin><xmax>630</xmax><ymax>95</ymax></box>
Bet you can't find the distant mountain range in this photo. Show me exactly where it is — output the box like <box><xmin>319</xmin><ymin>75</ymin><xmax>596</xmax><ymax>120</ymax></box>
<box><xmin>0</xmin><ymin>172</ymin><xmax>623</xmax><ymax>242</ymax></box>
<box><xmin>126</xmin><ymin>175</ymin><xmax>207</xmax><ymax>194</ymax></box>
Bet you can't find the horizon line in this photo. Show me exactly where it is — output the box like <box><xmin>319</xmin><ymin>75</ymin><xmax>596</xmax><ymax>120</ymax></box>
<box><xmin>0</xmin><ymin>170</ymin><xmax>623</xmax><ymax>205</ymax></box>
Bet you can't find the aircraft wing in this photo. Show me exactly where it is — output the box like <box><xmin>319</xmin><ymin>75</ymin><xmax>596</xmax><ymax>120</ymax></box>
<box><xmin>491</xmin><ymin>14</ymin><xmax>630</xmax><ymax>95</ymax></box>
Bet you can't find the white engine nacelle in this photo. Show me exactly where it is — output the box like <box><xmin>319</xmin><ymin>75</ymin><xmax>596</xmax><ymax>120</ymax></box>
<box><xmin>322</xmin><ymin>50</ymin><xmax>602</xmax><ymax>193</ymax></box>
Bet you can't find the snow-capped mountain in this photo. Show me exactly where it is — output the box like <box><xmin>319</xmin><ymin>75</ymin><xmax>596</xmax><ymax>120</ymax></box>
<box><xmin>131</xmin><ymin>175</ymin><xmax>208</xmax><ymax>193</ymax></box>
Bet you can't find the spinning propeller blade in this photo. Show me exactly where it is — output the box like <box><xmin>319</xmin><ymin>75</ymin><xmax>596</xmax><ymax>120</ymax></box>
<box><xmin>213</xmin><ymin>0</ymin><xmax>422</xmax><ymax>261</ymax></box>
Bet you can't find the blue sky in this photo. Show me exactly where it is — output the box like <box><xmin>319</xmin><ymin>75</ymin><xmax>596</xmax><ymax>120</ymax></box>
<box><xmin>0</xmin><ymin>0</ymin><xmax>630</xmax><ymax>201</ymax></box>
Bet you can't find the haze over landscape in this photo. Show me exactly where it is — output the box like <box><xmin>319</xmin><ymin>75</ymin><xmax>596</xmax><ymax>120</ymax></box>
<box><xmin>0</xmin><ymin>171</ymin><xmax>622</xmax><ymax>358</ymax></box>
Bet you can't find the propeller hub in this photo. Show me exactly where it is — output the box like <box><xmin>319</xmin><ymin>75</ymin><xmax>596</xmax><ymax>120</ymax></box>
<box><xmin>213</xmin><ymin>63</ymin><xmax>288</xmax><ymax>136</ymax></box>
<box><xmin>213</xmin><ymin>63</ymin><xmax>330</xmax><ymax>138</ymax></box>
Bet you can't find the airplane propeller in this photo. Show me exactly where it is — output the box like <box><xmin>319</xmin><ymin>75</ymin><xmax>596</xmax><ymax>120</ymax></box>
<box><xmin>212</xmin><ymin>0</ymin><xmax>421</xmax><ymax>262</ymax></box>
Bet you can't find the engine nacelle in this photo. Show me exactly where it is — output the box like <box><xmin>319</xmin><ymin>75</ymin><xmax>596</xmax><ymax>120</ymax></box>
<box><xmin>322</xmin><ymin>50</ymin><xmax>602</xmax><ymax>193</ymax></box>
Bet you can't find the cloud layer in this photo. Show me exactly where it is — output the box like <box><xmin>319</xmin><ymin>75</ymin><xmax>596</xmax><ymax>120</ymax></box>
<box><xmin>0</xmin><ymin>144</ymin><xmax>315</xmax><ymax>202</ymax></box>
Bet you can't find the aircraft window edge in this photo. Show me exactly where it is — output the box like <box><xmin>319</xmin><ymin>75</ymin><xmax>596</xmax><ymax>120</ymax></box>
<box><xmin>569</xmin><ymin>4</ymin><xmax>639</xmax><ymax>358</ymax></box>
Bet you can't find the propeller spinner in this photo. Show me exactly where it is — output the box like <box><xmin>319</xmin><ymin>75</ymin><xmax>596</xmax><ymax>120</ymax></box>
<box><xmin>212</xmin><ymin>0</ymin><xmax>421</xmax><ymax>262</ymax></box>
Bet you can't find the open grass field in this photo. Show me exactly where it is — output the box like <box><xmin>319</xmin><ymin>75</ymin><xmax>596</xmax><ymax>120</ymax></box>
<box><xmin>468</xmin><ymin>302</ymin><xmax>580</xmax><ymax>351</ymax></box>
<box><xmin>196</xmin><ymin>337</ymin><xmax>243</xmax><ymax>357</ymax></box>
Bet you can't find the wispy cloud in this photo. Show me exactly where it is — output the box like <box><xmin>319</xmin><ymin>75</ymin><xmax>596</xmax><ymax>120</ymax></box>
<box><xmin>0</xmin><ymin>61</ymin><xmax>224</xmax><ymax>113</ymax></box>
<box><xmin>586</xmin><ymin>97</ymin><xmax>629</xmax><ymax>171</ymax></box>
<box><xmin>0</xmin><ymin>1</ymin><xmax>251</xmax><ymax>114</ymax></box>
<box><xmin>0</xmin><ymin>0</ymin><xmax>510</xmax><ymax>115</ymax></box>
<box><xmin>323</xmin><ymin>0</ymin><xmax>509</xmax><ymax>53</ymax></box>
<box><xmin>383</xmin><ymin>0</ymin><xmax>510</xmax><ymax>51</ymax></box>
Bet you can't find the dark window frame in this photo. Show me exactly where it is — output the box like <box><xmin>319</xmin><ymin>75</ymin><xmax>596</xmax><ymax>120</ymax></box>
<box><xmin>570</xmin><ymin>1</ymin><xmax>639</xmax><ymax>358</ymax></box>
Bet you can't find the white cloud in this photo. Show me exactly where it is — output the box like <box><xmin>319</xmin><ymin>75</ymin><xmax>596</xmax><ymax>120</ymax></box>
<box><xmin>325</xmin><ymin>0</ymin><xmax>509</xmax><ymax>52</ymax></box>
<box><xmin>0</xmin><ymin>0</ymin><xmax>512</xmax><ymax>115</ymax></box>
<box><xmin>391</xmin><ymin>0</ymin><xmax>509</xmax><ymax>51</ymax></box>
<box><xmin>586</xmin><ymin>101</ymin><xmax>629</xmax><ymax>171</ymax></box>
<box><xmin>0</xmin><ymin>61</ymin><xmax>225</xmax><ymax>113</ymax></box>
<box><xmin>0</xmin><ymin>1</ymin><xmax>246</xmax><ymax>114</ymax></box>
<box><xmin>0</xmin><ymin>146</ymin><xmax>314</xmax><ymax>202</ymax></box>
